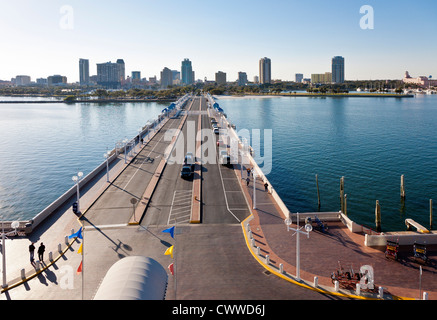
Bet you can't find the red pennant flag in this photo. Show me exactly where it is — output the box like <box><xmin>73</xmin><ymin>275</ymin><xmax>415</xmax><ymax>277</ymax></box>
<box><xmin>168</xmin><ymin>263</ymin><xmax>174</xmax><ymax>275</ymax></box>
<box><xmin>77</xmin><ymin>261</ymin><xmax>83</xmax><ymax>274</ymax></box>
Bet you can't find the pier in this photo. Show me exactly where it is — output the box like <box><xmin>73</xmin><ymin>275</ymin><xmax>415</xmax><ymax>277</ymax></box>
<box><xmin>1</xmin><ymin>94</ymin><xmax>436</xmax><ymax>301</ymax></box>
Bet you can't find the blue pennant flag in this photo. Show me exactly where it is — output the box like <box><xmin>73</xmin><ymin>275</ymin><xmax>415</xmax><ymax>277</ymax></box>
<box><xmin>162</xmin><ymin>226</ymin><xmax>175</xmax><ymax>239</ymax></box>
<box><xmin>68</xmin><ymin>227</ymin><xmax>83</xmax><ymax>239</ymax></box>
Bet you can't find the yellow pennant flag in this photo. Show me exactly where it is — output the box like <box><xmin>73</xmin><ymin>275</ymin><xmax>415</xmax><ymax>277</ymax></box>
<box><xmin>164</xmin><ymin>245</ymin><xmax>174</xmax><ymax>258</ymax></box>
<box><xmin>77</xmin><ymin>243</ymin><xmax>83</xmax><ymax>254</ymax></box>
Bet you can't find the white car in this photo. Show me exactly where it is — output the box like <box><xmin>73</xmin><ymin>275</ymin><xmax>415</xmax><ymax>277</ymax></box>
<box><xmin>219</xmin><ymin>150</ymin><xmax>230</xmax><ymax>166</ymax></box>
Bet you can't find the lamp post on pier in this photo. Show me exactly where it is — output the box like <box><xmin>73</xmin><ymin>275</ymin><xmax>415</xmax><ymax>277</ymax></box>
<box><xmin>1</xmin><ymin>220</ymin><xmax>20</xmax><ymax>288</ymax></box>
<box><xmin>104</xmin><ymin>150</ymin><xmax>111</xmax><ymax>182</ymax></box>
<box><xmin>284</xmin><ymin>213</ymin><xmax>312</xmax><ymax>281</ymax></box>
<box><xmin>72</xmin><ymin>171</ymin><xmax>84</xmax><ymax>214</ymax></box>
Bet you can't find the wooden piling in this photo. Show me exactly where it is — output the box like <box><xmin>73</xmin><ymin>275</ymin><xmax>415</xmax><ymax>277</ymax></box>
<box><xmin>375</xmin><ymin>200</ymin><xmax>381</xmax><ymax>232</ymax></box>
<box><xmin>400</xmin><ymin>175</ymin><xmax>406</xmax><ymax>199</ymax></box>
<box><xmin>430</xmin><ymin>199</ymin><xmax>433</xmax><ymax>230</ymax></box>
<box><xmin>344</xmin><ymin>194</ymin><xmax>348</xmax><ymax>216</ymax></box>
<box><xmin>316</xmin><ymin>174</ymin><xmax>321</xmax><ymax>209</ymax></box>
<box><xmin>340</xmin><ymin>176</ymin><xmax>345</xmax><ymax>213</ymax></box>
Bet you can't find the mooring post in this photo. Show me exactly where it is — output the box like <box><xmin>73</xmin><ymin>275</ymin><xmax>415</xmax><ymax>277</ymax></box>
<box><xmin>400</xmin><ymin>175</ymin><xmax>406</xmax><ymax>199</ymax></box>
<box><xmin>340</xmin><ymin>176</ymin><xmax>344</xmax><ymax>213</ymax></box>
<box><xmin>316</xmin><ymin>174</ymin><xmax>321</xmax><ymax>209</ymax></box>
<box><xmin>344</xmin><ymin>194</ymin><xmax>348</xmax><ymax>216</ymax></box>
<box><xmin>375</xmin><ymin>200</ymin><xmax>381</xmax><ymax>232</ymax></box>
<box><xmin>430</xmin><ymin>199</ymin><xmax>433</xmax><ymax>230</ymax></box>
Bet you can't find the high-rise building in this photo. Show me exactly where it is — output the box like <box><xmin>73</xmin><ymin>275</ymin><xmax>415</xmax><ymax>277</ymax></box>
<box><xmin>295</xmin><ymin>73</ymin><xmax>303</xmax><ymax>83</ymax></box>
<box><xmin>116</xmin><ymin>59</ymin><xmax>125</xmax><ymax>82</ymax></box>
<box><xmin>238</xmin><ymin>72</ymin><xmax>248</xmax><ymax>86</ymax></box>
<box><xmin>96</xmin><ymin>60</ymin><xmax>125</xmax><ymax>88</ymax></box>
<box><xmin>160</xmin><ymin>67</ymin><xmax>173</xmax><ymax>88</ymax></box>
<box><xmin>181</xmin><ymin>59</ymin><xmax>193</xmax><ymax>85</ymax></box>
<box><xmin>215</xmin><ymin>71</ymin><xmax>226</xmax><ymax>85</ymax></box>
<box><xmin>79</xmin><ymin>59</ymin><xmax>89</xmax><ymax>85</ymax></box>
<box><xmin>332</xmin><ymin>56</ymin><xmax>345</xmax><ymax>83</ymax></box>
<box><xmin>132</xmin><ymin>71</ymin><xmax>141</xmax><ymax>80</ymax></box>
<box><xmin>259</xmin><ymin>57</ymin><xmax>271</xmax><ymax>84</ymax></box>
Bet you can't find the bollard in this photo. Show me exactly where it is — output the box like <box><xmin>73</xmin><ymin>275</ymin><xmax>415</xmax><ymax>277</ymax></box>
<box><xmin>423</xmin><ymin>292</ymin><xmax>428</xmax><ymax>300</ymax></box>
<box><xmin>65</xmin><ymin>236</ymin><xmax>69</xmax><ymax>245</ymax></box>
<box><xmin>279</xmin><ymin>263</ymin><xmax>283</xmax><ymax>274</ymax></box>
<box><xmin>58</xmin><ymin>243</ymin><xmax>62</xmax><ymax>253</ymax></box>
<box><xmin>248</xmin><ymin>230</ymin><xmax>252</xmax><ymax>239</ymax></box>
<box><xmin>356</xmin><ymin>283</ymin><xmax>361</xmax><ymax>296</ymax></box>
<box><xmin>49</xmin><ymin>252</ymin><xmax>53</xmax><ymax>261</ymax></box>
<box><xmin>334</xmin><ymin>280</ymin><xmax>339</xmax><ymax>292</ymax></box>
<box><xmin>246</xmin><ymin>223</ymin><xmax>250</xmax><ymax>232</ymax></box>
<box><xmin>256</xmin><ymin>246</ymin><xmax>260</xmax><ymax>255</ymax></box>
<box><xmin>266</xmin><ymin>255</ymin><xmax>270</xmax><ymax>265</ymax></box>
<box><xmin>21</xmin><ymin>269</ymin><xmax>26</xmax><ymax>280</ymax></box>
<box><xmin>378</xmin><ymin>287</ymin><xmax>384</xmax><ymax>299</ymax></box>
<box><xmin>251</xmin><ymin>239</ymin><xmax>255</xmax><ymax>247</ymax></box>
<box><xmin>71</xmin><ymin>229</ymin><xmax>75</xmax><ymax>235</ymax></box>
<box><xmin>314</xmin><ymin>276</ymin><xmax>318</xmax><ymax>287</ymax></box>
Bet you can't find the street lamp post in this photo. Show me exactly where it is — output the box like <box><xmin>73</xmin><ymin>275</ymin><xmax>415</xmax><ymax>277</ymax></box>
<box><xmin>104</xmin><ymin>150</ymin><xmax>111</xmax><ymax>182</ymax></box>
<box><xmin>284</xmin><ymin>213</ymin><xmax>312</xmax><ymax>281</ymax></box>
<box><xmin>2</xmin><ymin>220</ymin><xmax>20</xmax><ymax>288</ymax></box>
<box><xmin>123</xmin><ymin>138</ymin><xmax>128</xmax><ymax>164</ymax></box>
<box><xmin>253</xmin><ymin>171</ymin><xmax>257</xmax><ymax>210</ymax></box>
<box><xmin>72</xmin><ymin>171</ymin><xmax>84</xmax><ymax>214</ymax></box>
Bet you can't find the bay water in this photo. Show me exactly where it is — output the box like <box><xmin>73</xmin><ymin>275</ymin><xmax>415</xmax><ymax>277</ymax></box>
<box><xmin>217</xmin><ymin>94</ymin><xmax>437</xmax><ymax>232</ymax></box>
<box><xmin>1</xmin><ymin>95</ymin><xmax>436</xmax><ymax>232</ymax></box>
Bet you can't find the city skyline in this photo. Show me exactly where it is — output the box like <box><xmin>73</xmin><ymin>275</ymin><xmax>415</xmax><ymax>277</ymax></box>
<box><xmin>0</xmin><ymin>0</ymin><xmax>436</xmax><ymax>82</ymax></box>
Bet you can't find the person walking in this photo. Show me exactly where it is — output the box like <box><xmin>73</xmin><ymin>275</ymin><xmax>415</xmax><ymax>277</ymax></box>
<box><xmin>246</xmin><ymin>177</ymin><xmax>250</xmax><ymax>186</ymax></box>
<box><xmin>264</xmin><ymin>182</ymin><xmax>269</xmax><ymax>192</ymax></box>
<box><xmin>38</xmin><ymin>242</ymin><xmax>45</xmax><ymax>262</ymax></box>
<box><xmin>29</xmin><ymin>242</ymin><xmax>35</xmax><ymax>263</ymax></box>
<box><xmin>246</xmin><ymin>167</ymin><xmax>251</xmax><ymax>177</ymax></box>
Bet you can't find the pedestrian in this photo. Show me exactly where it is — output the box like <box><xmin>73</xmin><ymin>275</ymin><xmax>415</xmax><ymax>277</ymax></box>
<box><xmin>246</xmin><ymin>177</ymin><xmax>250</xmax><ymax>186</ymax></box>
<box><xmin>264</xmin><ymin>182</ymin><xmax>269</xmax><ymax>192</ymax></box>
<box><xmin>29</xmin><ymin>242</ymin><xmax>35</xmax><ymax>263</ymax></box>
<box><xmin>38</xmin><ymin>242</ymin><xmax>45</xmax><ymax>262</ymax></box>
<box><xmin>246</xmin><ymin>168</ymin><xmax>251</xmax><ymax>177</ymax></box>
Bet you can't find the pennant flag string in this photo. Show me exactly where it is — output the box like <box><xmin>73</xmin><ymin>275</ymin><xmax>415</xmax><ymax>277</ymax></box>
<box><xmin>164</xmin><ymin>245</ymin><xmax>174</xmax><ymax>258</ymax></box>
<box><xmin>162</xmin><ymin>226</ymin><xmax>175</xmax><ymax>239</ymax></box>
<box><xmin>68</xmin><ymin>227</ymin><xmax>83</xmax><ymax>240</ymax></box>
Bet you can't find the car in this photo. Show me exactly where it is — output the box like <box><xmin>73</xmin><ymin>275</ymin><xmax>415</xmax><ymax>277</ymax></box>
<box><xmin>184</xmin><ymin>153</ymin><xmax>195</xmax><ymax>169</ymax></box>
<box><xmin>180</xmin><ymin>165</ymin><xmax>193</xmax><ymax>179</ymax></box>
<box><xmin>213</xmin><ymin>128</ymin><xmax>219</xmax><ymax>134</ymax></box>
<box><xmin>219</xmin><ymin>150</ymin><xmax>231</xmax><ymax>166</ymax></box>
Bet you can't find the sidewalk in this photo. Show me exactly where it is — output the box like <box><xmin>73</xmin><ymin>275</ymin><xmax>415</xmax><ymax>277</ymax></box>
<box><xmin>234</xmin><ymin>162</ymin><xmax>437</xmax><ymax>300</ymax></box>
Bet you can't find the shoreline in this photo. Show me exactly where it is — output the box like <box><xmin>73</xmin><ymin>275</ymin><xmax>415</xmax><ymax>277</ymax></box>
<box><xmin>215</xmin><ymin>92</ymin><xmax>415</xmax><ymax>99</ymax></box>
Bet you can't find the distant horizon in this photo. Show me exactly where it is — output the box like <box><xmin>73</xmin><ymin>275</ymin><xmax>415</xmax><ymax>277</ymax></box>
<box><xmin>1</xmin><ymin>1</ymin><xmax>436</xmax><ymax>82</ymax></box>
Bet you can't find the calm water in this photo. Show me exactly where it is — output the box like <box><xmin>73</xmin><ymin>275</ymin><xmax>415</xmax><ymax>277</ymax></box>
<box><xmin>1</xmin><ymin>95</ymin><xmax>437</xmax><ymax>232</ymax></box>
<box><xmin>0</xmin><ymin>98</ymin><xmax>168</xmax><ymax>221</ymax></box>
<box><xmin>218</xmin><ymin>95</ymin><xmax>437</xmax><ymax>232</ymax></box>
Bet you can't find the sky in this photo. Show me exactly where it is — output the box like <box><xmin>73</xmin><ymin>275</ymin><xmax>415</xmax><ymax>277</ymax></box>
<box><xmin>0</xmin><ymin>0</ymin><xmax>436</xmax><ymax>83</ymax></box>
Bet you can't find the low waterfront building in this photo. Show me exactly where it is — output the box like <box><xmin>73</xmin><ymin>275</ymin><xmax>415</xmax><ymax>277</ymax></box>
<box><xmin>48</xmin><ymin>75</ymin><xmax>67</xmax><ymax>86</ymax></box>
<box><xmin>311</xmin><ymin>72</ymin><xmax>332</xmax><ymax>84</ymax></box>
<box><xmin>403</xmin><ymin>71</ymin><xmax>437</xmax><ymax>87</ymax></box>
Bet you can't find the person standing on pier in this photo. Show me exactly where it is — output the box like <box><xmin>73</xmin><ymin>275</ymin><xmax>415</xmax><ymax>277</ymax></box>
<box><xmin>29</xmin><ymin>242</ymin><xmax>35</xmax><ymax>263</ymax></box>
<box><xmin>264</xmin><ymin>182</ymin><xmax>269</xmax><ymax>192</ymax></box>
<box><xmin>38</xmin><ymin>242</ymin><xmax>45</xmax><ymax>262</ymax></box>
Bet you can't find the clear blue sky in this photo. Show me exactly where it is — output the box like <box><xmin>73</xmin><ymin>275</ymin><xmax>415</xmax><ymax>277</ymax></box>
<box><xmin>1</xmin><ymin>0</ymin><xmax>436</xmax><ymax>82</ymax></box>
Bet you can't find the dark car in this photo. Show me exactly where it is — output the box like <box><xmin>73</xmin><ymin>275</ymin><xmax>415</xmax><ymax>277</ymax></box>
<box><xmin>180</xmin><ymin>165</ymin><xmax>193</xmax><ymax>179</ymax></box>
